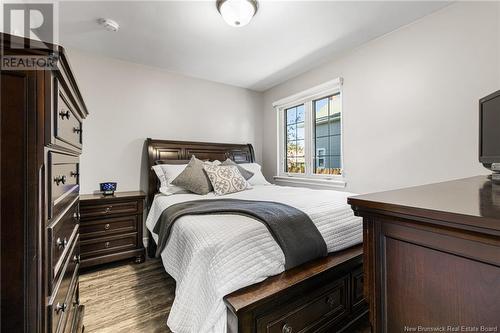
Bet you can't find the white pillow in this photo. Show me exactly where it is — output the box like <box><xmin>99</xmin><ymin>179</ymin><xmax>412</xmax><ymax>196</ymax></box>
<box><xmin>152</xmin><ymin>164</ymin><xmax>188</xmax><ymax>195</ymax></box>
<box><xmin>239</xmin><ymin>163</ymin><xmax>271</xmax><ymax>186</ymax></box>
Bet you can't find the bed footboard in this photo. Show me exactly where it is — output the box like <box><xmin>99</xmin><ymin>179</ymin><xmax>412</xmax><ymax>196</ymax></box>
<box><xmin>224</xmin><ymin>245</ymin><xmax>367</xmax><ymax>333</ymax></box>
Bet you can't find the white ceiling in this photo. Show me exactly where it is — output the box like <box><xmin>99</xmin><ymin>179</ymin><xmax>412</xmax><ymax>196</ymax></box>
<box><xmin>59</xmin><ymin>1</ymin><xmax>450</xmax><ymax>91</ymax></box>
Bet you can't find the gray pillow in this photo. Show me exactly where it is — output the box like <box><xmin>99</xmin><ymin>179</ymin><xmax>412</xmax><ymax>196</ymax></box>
<box><xmin>221</xmin><ymin>159</ymin><xmax>254</xmax><ymax>180</ymax></box>
<box><xmin>171</xmin><ymin>156</ymin><xmax>213</xmax><ymax>195</ymax></box>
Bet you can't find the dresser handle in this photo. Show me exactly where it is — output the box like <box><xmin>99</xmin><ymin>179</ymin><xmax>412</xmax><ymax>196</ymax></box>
<box><xmin>70</xmin><ymin>171</ymin><xmax>79</xmax><ymax>178</ymax></box>
<box><xmin>55</xmin><ymin>302</ymin><xmax>67</xmax><ymax>313</ymax></box>
<box><xmin>73</xmin><ymin>211</ymin><xmax>80</xmax><ymax>221</ymax></box>
<box><xmin>54</xmin><ymin>175</ymin><xmax>66</xmax><ymax>186</ymax></box>
<box><xmin>104</xmin><ymin>223</ymin><xmax>110</xmax><ymax>230</ymax></box>
<box><xmin>73</xmin><ymin>127</ymin><xmax>82</xmax><ymax>134</ymax></box>
<box><xmin>326</xmin><ymin>295</ymin><xmax>337</xmax><ymax>308</ymax></box>
<box><xmin>73</xmin><ymin>254</ymin><xmax>80</xmax><ymax>264</ymax></box>
<box><xmin>56</xmin><ymin>237</ymin><xmax>68</xmax><ymax>250</ymax></box>
<box><xmin>59</xmin><ymin>110</ymin><xmax>70</xmax><ymax>120</ymax></box>
<box><xmin>282</xmin><ymin>323</ymin><xmax>293</xmax><ymax>333</ymax></box>
<box><xmin>105</xmin><ymin>241</ymin><xmax>110</xmax><ymax>248</ymax></box>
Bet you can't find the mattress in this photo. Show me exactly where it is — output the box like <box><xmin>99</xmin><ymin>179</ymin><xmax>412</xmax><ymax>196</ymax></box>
<box><xmin>145</xmin><ymin>184</ymin><xmax>362</xmax><ymax>333</ymax></box>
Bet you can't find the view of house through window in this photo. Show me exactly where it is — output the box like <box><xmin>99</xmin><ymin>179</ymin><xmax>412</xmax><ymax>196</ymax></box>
<box><xmin>314</xmin><ymin>94</ymin><xmax>342</xmax><ymax>175</ymax></box>
<box><xmin>285</xmin><ymin>105</ymin><xmax>305</xmax><ymax>173</ymax></box>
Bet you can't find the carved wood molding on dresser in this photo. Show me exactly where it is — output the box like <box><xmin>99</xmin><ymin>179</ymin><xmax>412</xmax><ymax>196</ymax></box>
<box><xmin>79</xmin><ymin>191</ymin><xmax>146</xmax><ymax>269</ymax></box>
<box><xmin>1</xmin><ymin>33</ymin><xmax>88</xmax><ymax>333</ymax></box>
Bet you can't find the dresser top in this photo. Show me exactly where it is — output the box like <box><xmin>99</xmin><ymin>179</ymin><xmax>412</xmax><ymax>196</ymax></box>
<box><xmin>348</xmin><ymin>176</ymin><xmax>500</xmax><ymax>233</ymax></box>
<box><xmin>80</xmin><ymin>190</ymin><xmax>146</xmax><ymax>202</ymax></box>
<box><xmin>1</xmin><ymin>33</ymin><xmax>89</xmax><ymax>117</ymax></box>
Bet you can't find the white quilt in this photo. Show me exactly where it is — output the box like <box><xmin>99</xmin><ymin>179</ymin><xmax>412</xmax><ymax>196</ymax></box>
<box><xmin>145</xmin><ymin>185</ymin><xmax>362</xmax><ymax>333</ymax></box>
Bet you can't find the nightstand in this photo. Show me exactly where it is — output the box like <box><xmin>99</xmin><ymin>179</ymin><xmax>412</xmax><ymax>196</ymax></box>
<box><xmin>79</xmin><ymin>191</ymin><xmax>146</xmax><ymax>269</ymax></box>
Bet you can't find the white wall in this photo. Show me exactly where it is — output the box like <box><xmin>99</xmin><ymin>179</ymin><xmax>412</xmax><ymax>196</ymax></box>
<box><xmin>68</xmin><ymin>50</ymin><xmax>263</xmax><ymax>194</ymax></box>
<box><xmin>262</xmin><ymin>2</ymin><xmax>500</xmax><ymax>194</ymax></box>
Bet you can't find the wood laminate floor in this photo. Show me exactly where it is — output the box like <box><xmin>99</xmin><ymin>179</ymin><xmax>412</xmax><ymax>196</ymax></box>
<box><xmin>80</xmin><ymin>259</ymin><xmax>370</xmax><ymax>333</ymax></box>
<box><xmin>80</xmin><ymin>259</ymin><xmax>174</xmax><ymax>333</ymax></box>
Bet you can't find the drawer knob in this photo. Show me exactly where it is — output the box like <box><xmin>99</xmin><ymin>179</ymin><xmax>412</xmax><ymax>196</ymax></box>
<box><xmin>104</xmin><ymin>223</ymin><xmax>110</xmax><ymax>230</ymax></box>
<box><xmin>54</xmin><ymin>175</ymin><xmax>66</xmax><ymax>186</ymax></box>
<box><xmin>105</xmin><ymin>241</ymin><xmax>110</xmax><ymax>248</ymax></box>
<box><xmin>73</xmin><ymin>211</ymin><xmax>80</xmax><ymax>221</ymax></box>
<box><xmin>73</xmin><ymin>127</ymin><xmax>82</xmax><ymax>134</ymax></box>
<box><xmin>55</xmin><ymin>302</ymin><xmax>67</xmax><ymax>313</ymax></box>
<box><xmin>56</xmin><ymin>237</ymin><xmax>68</xmax><ymax>250</ymax></box>
<box><xmin>104</xmin><ymin>206</ymin><xmax>112</xmax><ymax>214</ymax></box>
<box><xmin>326</xmin><ymin>295</ymin><xmax>337</xmax><ymax>308</ymax></box>
<box><xmin>282</xmin><ymin>323</ymin><xmax>293</xmax><ymax>333</ymax></box>
<box><xmin>73</xmin><ymin>254</ymin><xmax>80</xmax><ymax>264</ymax></box>
<box><xmin>59</xmin><ymin>110</ymin><xmax>71</xmax><ymax>120</ymax></box>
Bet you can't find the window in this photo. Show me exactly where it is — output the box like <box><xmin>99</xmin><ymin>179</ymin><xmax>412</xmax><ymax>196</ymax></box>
<box><xmin>285</xmin><ymin>105</ymin><xmax>305</xmax><ymax>173</ymax></box>
<box><xmin>314</xmin><ymin>94</ymin><xmax>342</xmax><ymax>175</ymax></box>
<box><xmin>275</xmin><ymin>78</ymin><xmax>343</xmax><ymax>183</ymax></box>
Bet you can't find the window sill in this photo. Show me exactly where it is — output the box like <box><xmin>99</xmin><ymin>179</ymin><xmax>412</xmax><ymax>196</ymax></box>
<box><xmin>273</xmin><ymin>176</ymin><xmax>346</xmax><ymax>190</ymax></box>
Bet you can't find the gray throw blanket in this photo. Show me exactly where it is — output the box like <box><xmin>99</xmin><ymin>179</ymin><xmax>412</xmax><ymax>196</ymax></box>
<box><xmin>153</xmin><ymin>199</ymin><xmax>327</xmax><ymax>269</ymax></box>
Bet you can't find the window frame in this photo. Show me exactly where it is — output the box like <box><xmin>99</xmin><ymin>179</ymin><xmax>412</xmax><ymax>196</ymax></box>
<box><xmin>284</xmin><ymin>104</ymin><xmax>306</xmax><ymax>174</ymax></box>
<box><xmin>275</xmin><ymin>78</ymin><xmax>344</xmax><ymax>183</ymax></box>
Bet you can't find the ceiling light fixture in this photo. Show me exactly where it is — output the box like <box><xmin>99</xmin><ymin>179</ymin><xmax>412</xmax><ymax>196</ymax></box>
<box><xmin>216</xmin><ymin>0</ymin><xmax>258</xmax><ymax>28</ymax></box>
<box><xmin>97</xmin><ymin>18</ymin><xmax>120</xmax><ymax>32</ymax></box>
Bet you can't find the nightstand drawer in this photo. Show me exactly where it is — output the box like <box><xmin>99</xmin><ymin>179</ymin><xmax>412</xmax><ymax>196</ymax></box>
<box><xmin>79</xmin><ymin>191</ymin><xmax>146</xmax><ymax>268</ymax></box>
<box><xmin>80</xmin><ymin>200</ymin><xmax>139</xmax><ymax>218</ymax></box>
<box><xmin>80</xmin><ymin>215</ymin><xmax>138</xmax><ymax>239</ymax></box>
<box><xmin>81</xmin><ymin>233</ymin><xmax>138</xmax><ymax>258</ymax></box>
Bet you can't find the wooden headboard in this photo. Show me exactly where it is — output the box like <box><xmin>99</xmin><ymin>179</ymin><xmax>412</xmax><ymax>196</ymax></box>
<box><xmin>146</xmin><ymin>138</ymin><xmax>255</xmax><ymax>207</ymax></box>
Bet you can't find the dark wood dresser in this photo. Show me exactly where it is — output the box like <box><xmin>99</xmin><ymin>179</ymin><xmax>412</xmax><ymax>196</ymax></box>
<box><xmin>79</xmin><ymin>191</ymin><xmax>146</xmax><ymax>268</ymax></box>
<box><xmin>348</xmin><ymin>176</ymin><xmax>500</xmax><ymax>333</ymax></box>
<box><xmin>1</xmin><ymin>34</ymin><xmax>88</xmax><ymax>332</ymax></box>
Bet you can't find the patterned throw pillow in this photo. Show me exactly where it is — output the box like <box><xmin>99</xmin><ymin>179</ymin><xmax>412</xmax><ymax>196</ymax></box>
<box><xmin>203</xmin><ymin>164</ymin><xmax>250</xmax><ymax>195</ymax></box>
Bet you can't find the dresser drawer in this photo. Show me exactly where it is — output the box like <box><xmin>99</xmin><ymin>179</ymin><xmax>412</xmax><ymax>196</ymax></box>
<box><xmin>48</xmin><ymin>201</ymin><xmax>79</xmax><ymax>290</ymax></box>
<box><xmin>80</xmin><ymin>215</ymin><xmax>138</xmax><ymax>239</ymax></box>
<box><xmin>48</xmin><ymin>235</ymin><xmax>80</xmax><ymax>333</ymax></box>
<box><xmin>53</xmin><ymin>82</ymin><xmax>82</xmax><ymax>151</ymax></box>
<box><xmin>80</xmin><ymin>201</ymin><xmax>139</xmax><ymax>218</ymax></box>
<box><xmin>81</xmin><ymin>233</ymin><xmax>138</xmax><ymax>258</ymax></box>
<box><xmin>258</xmin><ymin>276</ymin><xmax>348</xmax><ymax>333</ymax></box>
<box><xmin>49</xmin><ymin>152</ymin><xmax>79</xmax><ymax>219</ymax></box>
<box><xmin>62</xmin><ymin>281</ymin><xmax>80</xmax><ymax>333</ymax></box>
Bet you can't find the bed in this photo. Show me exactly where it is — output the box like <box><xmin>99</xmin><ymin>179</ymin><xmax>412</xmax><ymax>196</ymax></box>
<box><xmin>145</xmin><ymin>138</ymin><xmax>367</xmax><ymax>333</ymax></box>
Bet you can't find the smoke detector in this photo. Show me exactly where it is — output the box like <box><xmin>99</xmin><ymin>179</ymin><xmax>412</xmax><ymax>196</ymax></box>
<box><xmin>98</xmin><ymin>18</ymin><xmax>120</xmax><ymax>32</ymax></box>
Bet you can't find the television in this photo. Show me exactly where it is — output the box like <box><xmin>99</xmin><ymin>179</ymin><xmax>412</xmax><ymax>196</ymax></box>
<box><xmin>479</xmin><ymin>90</ymin><xmax>500</xmax><ymax>172</ymax></box>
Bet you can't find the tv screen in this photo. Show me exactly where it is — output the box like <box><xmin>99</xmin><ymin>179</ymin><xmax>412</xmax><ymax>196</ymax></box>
<box><xmin>480</xmin><ymin>90</ymin><xmax>500</xmax><ymax>168</ymax></box>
